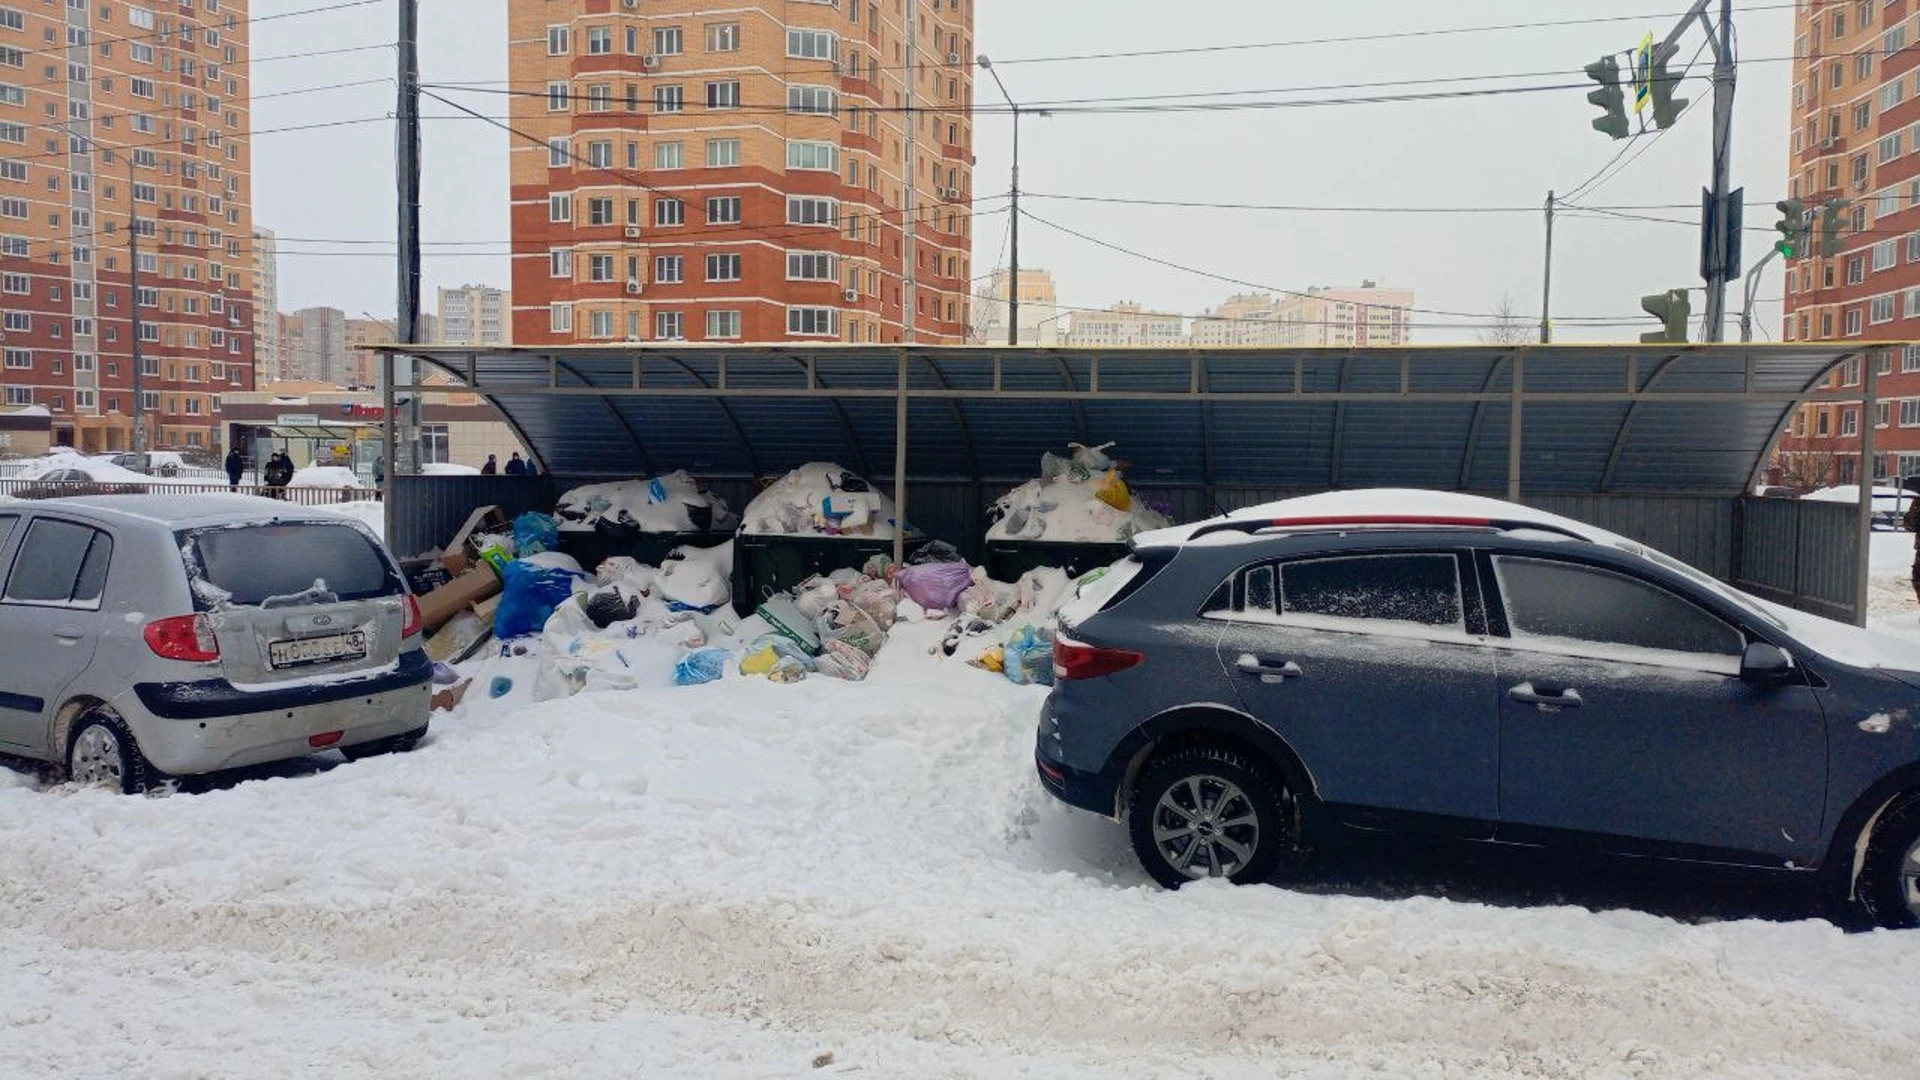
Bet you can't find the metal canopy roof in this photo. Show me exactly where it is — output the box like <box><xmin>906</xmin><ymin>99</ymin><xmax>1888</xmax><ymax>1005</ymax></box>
<box><xmin>379</xmin><ymin>343</ymin><xmax>1880</xmax><ymax>496</ymax></box>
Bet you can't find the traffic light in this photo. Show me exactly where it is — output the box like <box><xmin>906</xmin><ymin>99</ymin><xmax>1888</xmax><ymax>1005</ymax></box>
<box><xmin>1640</xmin><ymin>289</ymin><xmax>1690</xmax><ymax>344</ymax></box>
<box><xmin>1819</xmin><ymin>199</ymin><xmax>1852</xmax><ymax>257</ymax></box>
<box><xmin>1774</xmin><ymin>198</ymin><xmax>1807</xmax><ymax>258</ymax></box>
<box><xmin>1647</xmin><ymin>41</ymin><xmax>1688</xmax><ymax>129</ymax></box>
<box><xmin>1586</xmin><ymin>55</ymin><xmax>1630</xmax><ymax>140</ymax></box>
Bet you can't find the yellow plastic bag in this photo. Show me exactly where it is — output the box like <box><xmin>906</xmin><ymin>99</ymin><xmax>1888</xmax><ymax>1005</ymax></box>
<box><xmin>969</xmin><ymin>644</ymin><xmax>1006</xmax><ymax>673</ymax></box>
<box><xmin>739</xmin><ymin>642</ymin><xmax>781</xmax><ymax>676</ymax></box>
<box><xmin>1093</xmin><ymin>469</ymin><xmax>1132</xmax><ymax>511</ymax></box>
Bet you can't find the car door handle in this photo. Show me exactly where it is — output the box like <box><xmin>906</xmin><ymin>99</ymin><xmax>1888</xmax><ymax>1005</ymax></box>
<box><xmin>1508</xmin><ymin>682</ymin><xmax>1583</xmax><ymax>709</ymax></box>
<box><xmin>53</xmin><ymin>625</ymin><xmax>84</xmax><ymax>643</ymax></box>
<box><xmin>1235</xmin><ymin>654</ymin><xmax>1303</xmax><ymax>680</ymax></box>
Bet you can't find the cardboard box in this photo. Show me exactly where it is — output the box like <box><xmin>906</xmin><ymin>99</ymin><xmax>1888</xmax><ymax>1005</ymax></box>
<box><xmin>440</xmin><ymin>505</ymin><xmax>510</xmax><ymax>575</ymax></box>
<box><xmin>431</xmin><ymin>677</ymin><xmax>472</xmax><ymax>713</ymax></box>
<box><xmin>416</xmin><ymin>561</ymin><xmax>501</xmax><ymax>634</ymax></box>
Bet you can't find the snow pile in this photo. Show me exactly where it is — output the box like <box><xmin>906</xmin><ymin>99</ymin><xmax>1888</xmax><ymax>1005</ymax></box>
<box><xmin>10</xmin><ymin>458</ymin><xmax>152</xmax><ymax>484</ymax></box>
<box><xmin>1804</xmin><ymin>484</ymin><xmax>1910</xmax><ymax>504</ymax></box>
<box><xmin>289</xmin><ymin>465</ymin><xmax>364</xmax><ymax>489</ymax></box>
<box><xmin>740</xmin><ymin>462</ymin><xmax>910</xmax><ymax>539</ymax></box>
<box><xmin>555</xmin><ymin>471</ymin><xmax>739</xmax><ymax>535</ymax></box>
<box><xmin>987</xmin><ymin>442</ymin><xmax>1172</xmax><ymax>543</ymax></box>
<box><xmin>419</xmin><ymin>462</ymin><xmax>480</xmax><ymax>477</ymax></box>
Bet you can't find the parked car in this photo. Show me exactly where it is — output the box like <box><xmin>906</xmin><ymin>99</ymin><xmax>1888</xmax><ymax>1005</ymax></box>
<box><xmin>108</xmin><ymin>451</ymin><xmax>183</xmax><ymax>478</ymax></box>
<box><xmin>0</xmin><ymin>494</ymin><xmax>432</xmax><ymax>792</ymax></box>
<box><xmin>1035</xmin><ymin>489</ymin><xmax>1920</xmax><ymax>928</ymax></box>
<box><xmin>12</xmin><ymin>465</ymin><xmax>149</xmax><ymax>499</ymax></box>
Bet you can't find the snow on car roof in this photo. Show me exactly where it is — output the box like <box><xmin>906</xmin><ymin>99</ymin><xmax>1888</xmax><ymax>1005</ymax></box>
<box><xmin>1134</xmin><ymin>489</ymin><xmax>1636</xmax><ymax>549</ymax></box>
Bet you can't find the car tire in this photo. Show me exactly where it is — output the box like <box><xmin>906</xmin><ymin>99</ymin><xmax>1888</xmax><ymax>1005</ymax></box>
<box><xmin>1856</xmin><ymin>792</ymin><xmax>1920</xmax><ymax>929</ymax></box>
<box><xmin>339</xmin><ymin>722</ymin><xmax>428</xmax><ymax>762</ymax></box>
<box><xmin>1128</xmin><ymin>746</ymin><xmax>1296</xmax><ymax>889</ymax></box>
<box><xmin>65</xmin><ymin>710</ymin><xmax>163</xmax><ymax>795</ymax></box>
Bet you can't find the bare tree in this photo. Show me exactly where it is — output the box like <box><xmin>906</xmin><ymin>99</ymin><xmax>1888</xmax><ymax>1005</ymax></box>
<box><xmin>1477</xmin><ymin>293</ymin><xmax>1534</xmax><ymax>347</ymax></box>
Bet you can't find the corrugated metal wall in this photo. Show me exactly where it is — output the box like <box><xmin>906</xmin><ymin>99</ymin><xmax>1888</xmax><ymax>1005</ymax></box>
<box><xmin>390</xmin><ymin>477</ymin><xmax>1864</xmax><ymax>623</ymax></box>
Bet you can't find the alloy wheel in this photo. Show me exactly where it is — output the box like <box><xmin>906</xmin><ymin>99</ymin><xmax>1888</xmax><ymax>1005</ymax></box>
<box><xmin>1150</xmin><ymin>774</ymin><xmax>1261</xmax><ymax>880</ymax></box>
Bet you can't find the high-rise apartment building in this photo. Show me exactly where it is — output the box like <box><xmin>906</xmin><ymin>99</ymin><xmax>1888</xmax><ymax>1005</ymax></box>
<box><xmin>0</xmin><ymin>0</ymin><xmax>255</xmax><ymax>452</ymax></box>
<box><xmin>1192</xmin><ymin>293</ymin><xmax>1287</xmax><ymax>347</ymax></box>
<box><xmin>971</xmin><ymin>267</ymin><xmax>1059</xmax><ymax>345</ymax></box>
<box><xmin>1064</xmin><ymin>302</ymin><xmax>1186</xmax><ymax>347</ymax></box>
<box><xmin>251</xmin><ymin>226</ymin><xmax>278</xmax><ymax>381</ymax></box>
<box><xmin>1775</xmin><ymin>2</ymin><xmax>1920</xmax><ymax>486</ymax></box>
<box><xmin>1273</xmin><ymin>283</ymin><xmax>1414</xmax><ymax>347</ymax></box>
<box><xmin>506</xmin><ymin>0</ymin><xmax>974</xmax><ymax>346</ymax></box>
<box><xmin>437</xmin><ymin>284</ymin><xmax>511</xmax><ymax>346</ymax></box>
<box><xmin>291</xmin><ymin>306</ymin><xmax>347</xmax><ymax>386</ymax></box>
<box><xmin>344</xmin><ymin>317</ymin><xmax>392</xmax><ymax>390</ymax></box>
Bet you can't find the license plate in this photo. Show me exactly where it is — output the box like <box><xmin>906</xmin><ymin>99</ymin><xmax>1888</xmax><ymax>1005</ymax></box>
<box><xmin>269</xmin><ymin>631</ymin><xmax>368</xmax><ymax>669</ymax></box>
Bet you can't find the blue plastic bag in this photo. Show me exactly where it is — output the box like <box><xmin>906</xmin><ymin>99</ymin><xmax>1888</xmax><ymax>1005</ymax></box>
<box><xmin>493</xmin><ymin>559</ymin><xmax>581</xmax><ymax>639</ymax></box>
<box><xmin>1002</xmin><ymin>625</ymin><xmax>1055</xmax><ymax>687</ymax></box>
<box><xmin>674</xmin><ymin>647</ymin><xmax>730</xmax><ymax>686</ymax></box>
<box><xmin>512</xmin><ymin>511</ymin><xmax>560</xmax><ymax>557</ymax></box>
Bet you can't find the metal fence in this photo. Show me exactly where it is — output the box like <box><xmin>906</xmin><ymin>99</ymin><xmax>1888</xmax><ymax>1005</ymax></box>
<box><xmin>0</xmin><ymin>478</ymin><xmax>379</xmax><ymax>508</ymax></box>
<box><xmin>1731</xmin><ymin>496</ymin><xmax>1862</xmax><ymax>623</ymax></box>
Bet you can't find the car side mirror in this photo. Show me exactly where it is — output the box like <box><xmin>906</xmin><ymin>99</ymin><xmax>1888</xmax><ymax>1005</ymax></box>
<box><xmin>1740</xmin><ymin>641</ymin><xmax>1796</xmax><ymax>683</ymax></box>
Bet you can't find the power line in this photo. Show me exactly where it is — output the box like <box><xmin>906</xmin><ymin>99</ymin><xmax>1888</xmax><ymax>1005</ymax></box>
<box><xmin>0</xmin><ymin>0</ymin><xmax>382</xmax><ymax>66</ymax></box>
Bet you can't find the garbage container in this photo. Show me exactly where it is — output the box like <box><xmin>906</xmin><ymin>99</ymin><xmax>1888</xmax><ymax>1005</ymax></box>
<box><xmin>982</xmin><ymin>540</ymin><xmax>1131</xmax><ymax>585</ymax></box>
<box><xmin>557</xmin><ymin>524</ymin><xmax>727</xmax><ymax>576</ymax></box>
<box><xmin>730</xmin><ymin>533</ymin><xmax>930</xmax><ymax>616</ymax></box>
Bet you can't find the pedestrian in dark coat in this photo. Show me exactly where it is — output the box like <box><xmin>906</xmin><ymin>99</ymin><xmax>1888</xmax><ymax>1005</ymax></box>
<box><xmin>263</xmin><ymin>451</ymin><xmax>294</xmax><ymax>499</ymax></box>
<box><xmin>224</xmin><ymin>447</ymin><xmax>245</xmax><ymax>492</ymax></box>
<box><xmin>1906</xmin><ymin>498</ymin><xmax>1920</xmax><ymax>604</ymax></box>
<box><xmin>503</xmin><ymin>452</ymin><xmax>528</xmax><ymax>476</ymax></box>
<box><xmin>481</xmin><ymin>454</ymin><xmax>497</xmax><ymax>475</ymax></box>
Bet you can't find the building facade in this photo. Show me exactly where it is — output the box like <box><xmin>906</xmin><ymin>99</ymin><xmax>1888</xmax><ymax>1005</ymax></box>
<box><xmin>0</xmin><ymin>0</ymin><xmax>257</xmax><ymax>451</ymax></box>
<box><xmin>251</xmin><ymin>226</ymin><xmax>278</xmax><ymax>381</ymax></box>
<box><xmin>1064</xmin><ymin>302</ymin><xmax>1186</xmax><ymax>347</ymax></box>
<box><xmin>344</xmin><ymin>317</ymin><xmax>392</xmax><ymax>390</ymax></box>
<box><xmin>1272</xmin><ymin>283</ymin><xmax>1414</xmax><ymax>347</ymax></box>
<box><xmin>1776</xmin><ymin>2</ymin><xmax>1920</xmax><ymax>487</ymax></box>
<box><xmin>1191</xmin><ymin>292</ymin><xmax>1287</xmax><ymax>347</ymax></box>
<box><xmin>290</xmin><ymin>306</ymin><xmax>348</xmax><ymax>387</ymax></box>
<box><xmin>505</xmin><ymin>0</ymin><xmax>974</xmax><ymax>346</ymax></box>
<box><xmin>971</xmin><ymin>267</ymin><xmax>1059</xmax><ymax>345</ymax></box>
<box><xmin>437</xmin><ymin>284</ymin><xmax>511</xmax><ymax>346</ymax></box>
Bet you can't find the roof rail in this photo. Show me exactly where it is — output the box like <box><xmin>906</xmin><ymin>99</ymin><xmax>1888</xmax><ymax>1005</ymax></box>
<box><xmin>1182</xmin><ymin>514</ymin><xmax>1592</xmax><ymax>543</ymax></box>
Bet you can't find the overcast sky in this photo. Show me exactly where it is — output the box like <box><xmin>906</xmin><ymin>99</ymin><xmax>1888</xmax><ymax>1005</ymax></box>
<box><xmin>252</xmin><ymin>0</ymin><xmax>1793</xmax><ymax>343</ymax></box>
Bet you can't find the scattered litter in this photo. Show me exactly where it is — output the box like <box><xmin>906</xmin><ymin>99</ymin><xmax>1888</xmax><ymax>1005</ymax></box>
<box><xmin>987</xmin><ymin>442</ymin><xmax>1172</xmax><ymax>542</ymax></box>
<box><xmin>555</xmin><ymin>471</ymin><xmax>738</xmax><ymax>535</ymax></box>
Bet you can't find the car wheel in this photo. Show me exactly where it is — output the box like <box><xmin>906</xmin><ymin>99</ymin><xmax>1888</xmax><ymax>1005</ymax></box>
<box><xmin>66</xmin><ymin>711</ymin><xmax>163</xmax><ymax>794</ymax></box>
<box><xmin>1857</xmin><ymin>792</ymin><xmax>1920</xmax><ymax>929</ymax></box>
<box><xmin>1128</xmin><ymin>746</ymin><xmax>1295</xmax><ymax>889</ymax></box>
<box><xmin>339</xmin><ymin>723</ymin><xmax>428</xmax><ymax>762</ymax></box>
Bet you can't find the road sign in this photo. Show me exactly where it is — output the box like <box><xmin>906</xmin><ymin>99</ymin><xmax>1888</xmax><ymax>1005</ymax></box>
<box><xmin>1632</xmin><ymin>33</ymin><xmax>1654</xmax><ymax>113</ymax></box>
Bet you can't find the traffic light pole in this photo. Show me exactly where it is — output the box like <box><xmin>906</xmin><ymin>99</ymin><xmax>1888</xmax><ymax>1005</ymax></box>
<box><xmin>1539</xmin><ymin>191</ymin><xmax>1555</xmax><ymax>343</ymax></box>
<box><xmin>1701</xmin><ymin>0</ymin><xmax>1736</xmax><ymax>341</ymax></box>
<box><xmin>1738</xmin><ymin>246</ymin><xmax>1779</xmax><ymax>343</ymax></box>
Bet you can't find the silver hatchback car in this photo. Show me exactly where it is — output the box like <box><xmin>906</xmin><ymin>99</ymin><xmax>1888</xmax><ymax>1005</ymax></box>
<box><xmin>0</xmin><ymin>494</ymin><xmax>432</xmax><ymax>792</ymax></box>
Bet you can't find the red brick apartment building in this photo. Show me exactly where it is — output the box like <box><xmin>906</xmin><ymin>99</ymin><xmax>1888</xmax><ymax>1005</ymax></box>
<box><xmin>506</xmin><ymin>0</ymin><xmax>974</xmax><ymax>346</ymax></box>
<box><xmin>0</xmin><ymin>0</ymin><xmax>255</xmax><ymax>452</ymax></box>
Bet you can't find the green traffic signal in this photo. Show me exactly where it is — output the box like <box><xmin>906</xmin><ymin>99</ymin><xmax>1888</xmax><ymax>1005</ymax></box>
<box><xmin>1586</xmin><ymin>56</ymin><xmax>1630</xmax><ymax>140</ymax></box>
<box><xmin>1774</xmin><ymin>198</ymin><xmax>1806</xmax><ymax>259</ymax></box>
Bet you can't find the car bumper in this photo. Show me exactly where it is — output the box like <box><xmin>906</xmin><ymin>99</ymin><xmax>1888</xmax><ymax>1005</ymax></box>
<box><xmin>122</xmin><ymin>649</ymin><xmax>432</xmax><ymax>775</ymax></box>
<box><xmin>1035</xmin><ymin>699</ymin><xmax>1112</xmax><ymax>816</ymax></box>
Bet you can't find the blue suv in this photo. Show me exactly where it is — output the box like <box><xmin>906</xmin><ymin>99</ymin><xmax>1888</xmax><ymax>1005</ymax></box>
<box><xmin>1035</xmin><ymin>491</ymin><xmax>1920</xmax><ymax>928</ymax></box>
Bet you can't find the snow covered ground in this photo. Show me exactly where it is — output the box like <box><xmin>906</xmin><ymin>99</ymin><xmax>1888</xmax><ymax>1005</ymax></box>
<box><xmin>5</xmin><ymin>536</ymin><xmax>1920</xmax><ymax>1076</ymax></box>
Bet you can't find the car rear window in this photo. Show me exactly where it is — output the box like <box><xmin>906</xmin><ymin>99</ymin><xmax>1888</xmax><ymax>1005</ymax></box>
<box><xmin>182</xmin><ymin>523</ymin><xmax>396</xmax><ymax>607</ymax></box>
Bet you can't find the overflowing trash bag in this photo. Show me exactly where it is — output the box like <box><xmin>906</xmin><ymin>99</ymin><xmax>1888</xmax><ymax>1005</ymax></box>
<box><xmin>896</xmin><ymin>561</ymin><xmax>974</xmax><ymax>612</ymax></box>
<box><xmin>740</xmin><ymin>462</ymin><xmax>912</xmax><ymax>539</ymax></box>
<box><xmin>1001</xmin><ymin>625</ymin><xmax>1056</xmax><ymax>686</ymax></box>
<box><xmin>512</xmin><ymin>511</ymin><xmax>561</xmax><ymax>557</ymax></box>
<box><xmin>556</xmin><ymin>471</ymin><xmax>738</xmax><ymax>535</ymax></box>
<box><xmin>494</xmin><ymin>559</ymin><xmax>584</xmax><ymax>639</ymax></box>
<box><xmin>674</xmin><ymin>647</ymin><xmax>731</xmax><ymax>686</ymax></box>
<box><xmin>987</xmin><ymin>442</ymin><xmax>1171</xmax><ymax>543</ymax></box>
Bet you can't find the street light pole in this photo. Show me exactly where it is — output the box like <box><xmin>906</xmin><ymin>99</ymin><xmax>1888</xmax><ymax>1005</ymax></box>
<box><xmin>127</xmin><ymin>152</ymin><xmax>145</xmax><ymax>456</ymax></box>
<box><xmin>978</xmin><ymin>55</ymin><xmax>1020</xmax><ymax>346</ymax></box>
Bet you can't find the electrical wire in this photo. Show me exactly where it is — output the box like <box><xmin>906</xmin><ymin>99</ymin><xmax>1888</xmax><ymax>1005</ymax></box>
<box><xmin>0</xmin><ymin>0</ymin><xmax>382</xmax><ymax>66</ymax></box>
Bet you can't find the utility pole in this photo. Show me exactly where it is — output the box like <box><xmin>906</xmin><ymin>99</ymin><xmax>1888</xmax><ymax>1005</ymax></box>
<box><xmin>901</xmin><ymin>0</ymin><xmax>917</xmax><ymax>345</ymax></box>
<box><xmin>127</xmin><ymin>153</ymin><xmax>145</xmax><ymax>456</ymax></box>
<box><xmin>1539</xmin><ymin>191</ymin><xmax>1554</xmax><ymax>343</ymax></box>
<box><xmin>979</xmin><ymin>55</ymin><xmax>1025</xmax><ymax>346</ymax></box>
<box><xmin>1701</xmin><ymin>0</ymin><xmax>1737</xmax><ymax>341</ymax></box>
<box><xmin>389</xmin><ymin>0</ymin><xmax>422</xmax><ymax>543</ymax></box>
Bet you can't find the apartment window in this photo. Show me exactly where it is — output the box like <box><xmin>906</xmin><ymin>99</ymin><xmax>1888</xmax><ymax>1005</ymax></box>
<box><xmin>1889</xmin><ymin>24</ymin><xmax>1910</xmax><ymax>56</ymax></box>
<box><xmin>705</xmin><ymin>253</ymin><xmax>741</xmax><ymax>282</ymax></box>
<box><xmin>655</xmin><ymin>84</ymin><xmax>684</xmax><ymax>113</ymax></box>
<box><xmin>1848</xmin><ymin>256</ymin><xmax>1867</xmax><ymax>284</ymax></box>
<box><xmin>787</xmin><ymin>140</ymin><xmax>839</xmax><ymax>170</ymax></box>
<box><xmin>1906</xmin><ymin>345</ymin><xmax>1920</xmax><ymax>373</ymax></box>
<box><xmin>550</xmin><ymin>302</ymin><xmax>573</xmax><ymax>333</ymax></box>
<box><xmin>589</xmin><ymin>310</ymin><xmax>615</xmax><ymax>339</ymax></box>
<box><xmin>788</xmin><ymin>85</ymin><xmax>837</xmax><ymax>115</ymax></box>
<box><xmin>787</xmin><ymin>252</ymin><xmax>835</xmax><ymax>280</ymax></box>
<box><xmin>588</xmin><ymin>197</ymin><xmax>614</xmax><ymax>225</ymax></box>
<box><xmin>1859</xmin><ymin>51</ymin><xmax>1875</xmax><ymax>80</ymax></box>
<box><xmin>1852</xmin><ymin>153</ymin><xmax>1870</xmax><ymax>185</ymax></box>
<box><xmin>705</xmin><ymin>196</ymin><xmax>741</xmax><ymax>224</ymax></box>
<box><xmin>1873</xmin><ymin>294</ymin><xmax>1897</xmax><ymax>322</ymax></box>
<box><xmin>1858</xmin><ymin>101</ymin><xmax>1875</xmax><ymax>131</ymax></box>
<box><xmin>74</xmin><ymin>390</ymin><xmax>93</xmax><ymax>411</ymax></box>
<box><xmin>547</xmin><ymin>25</ymin><xmax>570</xmax><ymax>55</ymax></box>
<box><xmin>787</xmin><ymin>196</ymin><xmax>839</xmax><ymax>226</ymax></box>
<box><xmin>1885</xmin><ymin>81</ymin><xmax>1906</xmax><ymax>111</ymax></box>
<box><xmin>653</xmin><ymin>27</ymin><xmax>682</xmax><ymax>55</ymax></box>
<box><xmin>547</xmin><ymin>82</ymin><xmax>569</xmax><ymax>112</ymax></box>
<box><xmin>1881</xmin><ymin>133</ymin><xmax>1903</xmax><ymax>163</ymax></box>
<box><xmin>707</xmin><ymin>80</ymin><xmax>739</xmax><ymax>109</ymax></box>
<box><xmin>706</xmin><ymin>310</ymin><xmax>741</xmax><ymax>339</ymax></box>
<box><xmin>549</xmin><ymin>194</ymin><xmax>572</xmax><ymax>223</ymax></box>
<box><xmin>654</xmin><ymin>141</ymin><xmax>683</xmax><ymax>169</ymax></box>
<box><xmin>787</xmin><ymin>28</ymin><xmax>839</xmax><ymax>61</ymax></box>
<box><xmin>588</xmin><ymin>253</ymin><xmax>614</xmax><ymax>282</ymax></box>
<box><xmin>788</xmin><ymin>307</ymin><xmax>838</xmax><ymax>336</ymax></box>
<box><xmin>1875</xmin><ymin>239</ymin><xmax>1898</xmax><ymax>270</ymax></box>
<box><xmin>0</xmin><ymin>160</ymin><xmax>21</xmax><ymax>182</ymax></box>
<box><xmin>587</xmin><ymin>85</ymin><xmax>612</xmax><ymax>112</ymax></box>
<box><xmin>0</xmin><ymin>271</ymin><xmax>23</xmax><ymax>294</ymax></box>
<box><xmin>1846</xmin><ymin>308</ymin><xmax>1864</xmax><ymax>335</ymax></box>
<box><xmin>1908</xmin><ymin>288</ymin><xmax>1920</xmax><ymax>318</ymax></box>
<box><xmin>654</xmin><ymin>198</ymin><xmax>684</xmax><ymax>227</ymax></box>
<box><xmin>3</xmin><ymin>347</ymin><xmax>28</xmax><ymax>368</ymax></box>
<box><xmin>0</xmin><ymin>9</ymin><xmax>22</xmax><ymax>31</ymax></box>
<box><xmin>706</xmin><ymin>138</ymin><xmax>741</xmax><ymax>167</ymax></box>
<box><xmin>1904</xmin><ymin>399</ymin><xmax>1920</xmax><ymax>427</ymax></box>
<box><xmin>587</xmin><ymin>26</ymin><xmax>612</xmax><ymax>55</ymax></box>
<box><xmin>3</xmin><ymin>387</ymin><xmax>27</xmax><ymax>406</ymax></box>
<box><xmin>1879</xmin><ymin>401</ymin><xmax>1893</xmax><ymax>428</ymax></box>
<box><xmin>654</xmin><ymin>255</ymin><xmax>683</xmax><ymax>283</ymax></box>
<box><xmin>655</xmin><ymin>311</ymin><xmax>685</xmax><ymax>340</ymax></box>
<box><xmin>706</xmin><ymin>22</ymin><xmax>740</xmax><ymax>52</ymax></box>
<box><xmin>3</xmin><ymin>311</ymin><xmax>25</xmax><ymax>332</ymax></box>
<box><xmin>586</xmin><ymin>140</ymin><xmax>612</xmax><ymax>169</ymax></box>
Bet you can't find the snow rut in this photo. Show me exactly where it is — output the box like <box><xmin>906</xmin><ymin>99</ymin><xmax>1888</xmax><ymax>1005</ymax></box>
<box><xmin>13</xmin><ymin>888</ymin><xmax>1909</xmax><ymax>1079</ymax></box>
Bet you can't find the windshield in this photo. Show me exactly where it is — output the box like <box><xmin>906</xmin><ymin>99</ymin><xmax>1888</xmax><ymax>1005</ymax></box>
<box><xmin>1607</xmin><ymin>539</ymin><xmax>1787</xmax><ymax>632</ymax></box>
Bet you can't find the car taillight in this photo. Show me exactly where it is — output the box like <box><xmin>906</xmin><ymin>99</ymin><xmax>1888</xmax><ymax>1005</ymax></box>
<box><xmin>1052</xmin><ymin>633</ymin><xmax>1144</xmax><ymax>681</ymax></box>
<box><xmin>144</xmin><ymin>614</ymin><xmax>219</xmax><ymax>662</ymax></box>
<box><xmin>402</xmin><ymin>594</ymin><xmax>423</xmax><ymax>639</ymax></box>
